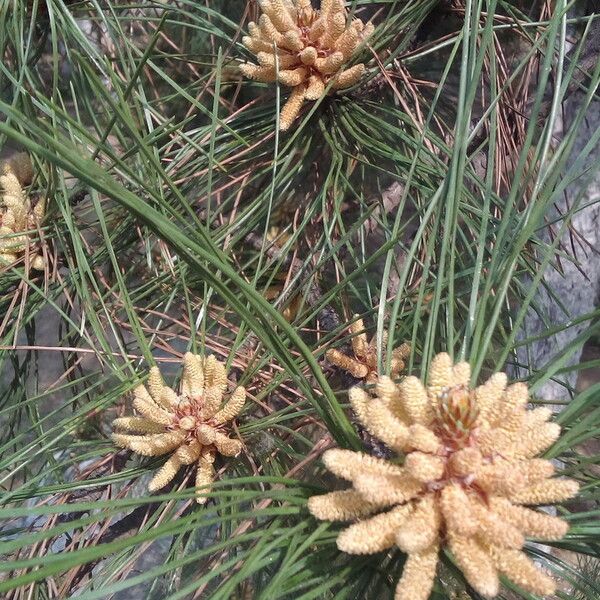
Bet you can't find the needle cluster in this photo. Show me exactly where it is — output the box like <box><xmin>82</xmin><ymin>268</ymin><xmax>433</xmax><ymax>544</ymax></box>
<box><xmin>308</xmin><ymin>353</ymin><xmax>579</xmax><ymax>599</ymax></box>
<box><xmin>0</xmin><ymin>153</ymin><xmax>45</xmax><ymax>270</ymax></box>
<box><xmin>112</xmin><ymin>353</ymin><xmax>245</xmax><ymax>504</ymax></box>
<box><xmin>326</xmin><ymin>315</ymin><xmax>410</xmax><ymax>383</ymax></box>
<box><xmin>241</xmin><ymin>0</ymin><xmax>374</xmax><ymax>130</ymax></box>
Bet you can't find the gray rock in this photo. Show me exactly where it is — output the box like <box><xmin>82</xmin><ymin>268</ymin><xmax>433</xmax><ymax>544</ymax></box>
<box><xmin>515</xmin><ymin>17</ymin><xmax>600</xmax><ymax>402</ymax></box>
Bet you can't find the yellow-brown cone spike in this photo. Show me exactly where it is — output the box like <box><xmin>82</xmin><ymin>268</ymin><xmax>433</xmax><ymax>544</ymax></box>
<box><xmin>241</xmin><ymin>0</ymin><xmax>373</xmax><ymax>130</ymax></box>
<box><xmin>0</xmin><ymin>153</ymin><xmax>46</xmax><ymax>270</ymax></box>
<box><xmin>112</xmin><ymin>353</ymin><xmax>245</xmax><ymax>503</ymax></box>
<box><xmin>326</xmin><ymin>316</ymin><xmax>410</xmax><ymax>383</ymax></box>
<box><xmin>308</xmin><ymin>353</ymin><xmax>579</xmax><ymax>599</ymax></box>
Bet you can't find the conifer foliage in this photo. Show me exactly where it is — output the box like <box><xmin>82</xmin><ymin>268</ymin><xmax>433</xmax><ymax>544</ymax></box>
<box><xmin>0</xmin><ymin>2</ymin><xmax>598</xmax><ymax>599</ymax></box>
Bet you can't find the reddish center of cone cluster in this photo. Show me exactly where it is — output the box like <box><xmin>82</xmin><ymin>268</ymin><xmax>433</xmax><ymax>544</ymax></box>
<box><xmin>169</xmin><ymin>396</ymin><xmax>202</xmax><ymax>439</ymax></box>
<box><xmin>169</xmin><ymin>395</ymin><xmax>226</xmax><ymax>442</ymax></box>
<box><xmin>423</xmin><ymin>386</ymin><xmax>491</xmax><ymax>500</ymax></box>
<box><xmin>434</xmin><ymin>385</ymin><xmax>480</xmax><ymax>450</ymax></box>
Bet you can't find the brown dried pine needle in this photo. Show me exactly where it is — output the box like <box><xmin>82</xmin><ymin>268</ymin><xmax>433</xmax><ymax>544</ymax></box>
<box><xmin>241</xmin><ymin>0</ymin><xmax>373</xmax><ymax>130</ymax></box>
<box><xmin>308</xmin><ymin>353</ymin><xmax>579</xmax><ymax>600</ymax></box>
<box><xmin>112</xmin><ymin>353</ymin><xmax>245</xmax><ymax>504</ymax></box>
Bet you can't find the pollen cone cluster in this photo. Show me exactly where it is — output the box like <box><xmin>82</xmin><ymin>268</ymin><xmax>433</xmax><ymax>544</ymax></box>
<box><xmin>112</xmin><ymin>353</ymin><xmax>245</xmax><ymax>504</ymax></box>
<box><xmin>241</xmin><ymin>0</ymin><xmax>374</xmax><ymax>130</ymax></box>
<box><xmin>326</xmin><ymin>316</ymin><xmax>410</xmax><ymax>383</ymax></box>
<box><xmin>308</xmin><ymin>353</ymin><xmax>579</xmax><ymax>599</ymax></box>
<box><xmin>0</xmin><ymin>153</ymin><xmax>45</xmax><ymax>270</ymax></box>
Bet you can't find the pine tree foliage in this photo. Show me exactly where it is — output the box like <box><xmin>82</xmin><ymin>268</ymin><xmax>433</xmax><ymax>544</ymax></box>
<box><xmin>1</xmin><ymin>1</ymin><xmax>599</xmax><ymax>599</ymax></box>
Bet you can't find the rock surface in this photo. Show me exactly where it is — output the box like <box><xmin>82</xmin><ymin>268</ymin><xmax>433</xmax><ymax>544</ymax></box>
<box><xmin>516</xmin><ymin>15</ymin><xmax>600</xmax><ymax>401</ymax></box>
